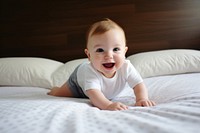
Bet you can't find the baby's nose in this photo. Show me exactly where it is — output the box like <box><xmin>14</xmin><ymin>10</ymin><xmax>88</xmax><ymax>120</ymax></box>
<box><xmin>104</xmin><ymin>51</ymin><xmax>113</xmax><ymax>59</ymax></box>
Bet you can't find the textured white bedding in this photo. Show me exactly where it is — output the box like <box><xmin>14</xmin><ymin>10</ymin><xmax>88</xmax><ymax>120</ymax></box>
<box><xmin>0</xmin><ymin>73</ymin><xmax>200</xmax><ymax>133</ymax></box>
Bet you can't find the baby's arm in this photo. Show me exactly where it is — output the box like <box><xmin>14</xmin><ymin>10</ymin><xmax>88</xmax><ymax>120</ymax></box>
<box><xmin>86</xmin><ymin>89</ymin><xmax>128</xmax><ymax>111</ymax></box>
<box><xmin>134</xmin><ymin>83</ymin><xmax>156</xmax><ymax>106</ymax></box>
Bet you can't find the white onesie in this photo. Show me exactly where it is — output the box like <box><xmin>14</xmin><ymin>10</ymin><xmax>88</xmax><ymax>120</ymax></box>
<box><xmin>67</xmin><ymin>60</ymin><xmax>143</xmax><ymax>100</ymax></box>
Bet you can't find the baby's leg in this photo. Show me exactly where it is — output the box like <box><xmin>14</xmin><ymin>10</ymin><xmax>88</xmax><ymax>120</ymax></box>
<box><xmin>47</xmin><ymin>83</ymin><xmax>73</xmax><ymax>97</ymax></box>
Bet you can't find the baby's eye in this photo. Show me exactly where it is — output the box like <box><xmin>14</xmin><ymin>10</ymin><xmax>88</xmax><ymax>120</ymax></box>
<box><xmin>113</xmin><ymin>47</ymin><xmax>120</xmax><ymax>52</ymax></box>
<box><xmin>96</xmin><ymin>48</ymin><xmax>104</xmax><ymax>52</ymax></box>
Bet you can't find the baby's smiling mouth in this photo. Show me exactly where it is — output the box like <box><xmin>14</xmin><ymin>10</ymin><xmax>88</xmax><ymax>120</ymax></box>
<box><xmin>103</xmin><ymin>63</ymin><xmax>115</xmax><ymax>68</ymax></box>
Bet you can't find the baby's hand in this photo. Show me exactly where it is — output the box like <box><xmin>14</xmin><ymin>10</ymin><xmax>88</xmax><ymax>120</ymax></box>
<box><xmin>106</xmin><ymin>102</ymin><xmax>128</xmax><ymax>111</ymax></box>
<box><xmin>135</xmin><ymin>99</ymin><xmax>156</xmax><ymax>107</ymax></box>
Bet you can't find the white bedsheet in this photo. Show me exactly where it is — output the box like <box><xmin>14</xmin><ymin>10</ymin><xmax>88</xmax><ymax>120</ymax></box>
<box><xmin>0</xmin><ymin>73</ymin><xmax>200</xmax><ymax>133</ymax></box>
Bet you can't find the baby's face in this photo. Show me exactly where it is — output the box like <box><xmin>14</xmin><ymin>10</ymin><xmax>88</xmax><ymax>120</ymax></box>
<box><xmin>85</xmin><ymin>28</ymin><xmax>128</xmax><ymax>78</ymax></box>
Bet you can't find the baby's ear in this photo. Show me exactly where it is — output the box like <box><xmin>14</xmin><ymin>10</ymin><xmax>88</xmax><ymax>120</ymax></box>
<box><xmin>84</xmin><ymin>49</ymin><xmax>91</xmax><ymax>60</ymax></box>
<box><xmin>125</xmin><ymin>46</ymin><xmax>128</xmax><ymax>53</ymax></box>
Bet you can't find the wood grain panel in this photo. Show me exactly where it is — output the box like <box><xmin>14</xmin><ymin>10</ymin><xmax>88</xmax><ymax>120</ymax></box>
<box><xmin>0</xmin><ymin>0</ymin><xmax>200</xmax><ymax>62</ymax></box>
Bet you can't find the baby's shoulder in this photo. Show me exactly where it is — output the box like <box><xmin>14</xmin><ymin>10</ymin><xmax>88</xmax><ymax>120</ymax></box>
<box><xmin>121</xmin><ymin>60</ymin><xmax>133</xmax><ymax>70</ymax></box>
<box><xmin>78</xmin><ymin>62</ymin><xmax>97</xmax><ymax>74</ymax></box>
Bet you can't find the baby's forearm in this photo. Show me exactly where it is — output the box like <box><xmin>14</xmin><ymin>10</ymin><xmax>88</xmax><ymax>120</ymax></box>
<box><xmin>134</xmin><ymin>83</ymin><xmax>156</xmax><ymax>107</ymax></box>
<box><xmin>90</xmin><ymin>97</ymin><xmax>113</xmax><ymax>110</ymax></box>
<box><xmin>134</xmin><ymin>83</ymin><xmax>149</xmax><ymax>102</ymax></box>
<box><xmin>86</xmin><ymin>89</ymin><xmax>112</xmax><ymax>110</ymax></box>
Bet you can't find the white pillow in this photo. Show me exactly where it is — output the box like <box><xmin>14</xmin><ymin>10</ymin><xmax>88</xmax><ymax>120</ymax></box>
<box><xmin>52</xmin><ymin>58</ymin><xmax>88</xmax><ymax>87</ymax></box>
<box><xmin>0</xmin><ymin>57</ymin><xmax>63</xmax><ymax>88</ymax></box>
<box><xmin>127</xmin><ymin>49</ymin><xmax>200</xmax><ymax>78</ymax></box>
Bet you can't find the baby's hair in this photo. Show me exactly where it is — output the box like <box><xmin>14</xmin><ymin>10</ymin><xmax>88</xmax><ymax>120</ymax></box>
<box><xmin>86</xmin><ymin>18</ymin><xmax>125</xmax><ymax>47</ymax></box>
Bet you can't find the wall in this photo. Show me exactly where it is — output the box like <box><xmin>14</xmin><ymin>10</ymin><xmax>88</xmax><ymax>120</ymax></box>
<box><xmin>1</xmin><ymin>0</ymin><xmax>200</xmax><ymax>62</ymax></box>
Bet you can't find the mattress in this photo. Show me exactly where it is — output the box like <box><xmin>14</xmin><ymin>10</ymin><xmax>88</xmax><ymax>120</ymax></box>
<box><xmin>0</xmin><ymin>73</ymin><xmax>200</xmax><ymax>133</ymax></box>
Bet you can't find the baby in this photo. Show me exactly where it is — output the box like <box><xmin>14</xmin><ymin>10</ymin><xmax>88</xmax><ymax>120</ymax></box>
<box><xmin>48</xmin><ymin>18</ymin><xmax>155</xmax><ymax>110</ymax></box>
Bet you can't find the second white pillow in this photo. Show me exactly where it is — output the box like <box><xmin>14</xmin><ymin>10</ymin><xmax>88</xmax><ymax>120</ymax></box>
<box><xmin>127</xmin><ymin>49</ymin><xmax>200</xmax><ymax>78</ymax></box>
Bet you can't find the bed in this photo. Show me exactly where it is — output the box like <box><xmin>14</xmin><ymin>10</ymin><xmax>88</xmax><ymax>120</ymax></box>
<box><xmin>0</xmin><ymin>49</ymin><xmax>200</xmax><ymax>133</ymax></box>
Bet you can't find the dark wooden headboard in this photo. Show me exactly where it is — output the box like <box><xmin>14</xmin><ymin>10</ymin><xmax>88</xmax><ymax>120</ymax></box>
<box><xmin>1</xmin><ymin>0</ymin><xmax>200</xmax><ymax>62</ymax></box>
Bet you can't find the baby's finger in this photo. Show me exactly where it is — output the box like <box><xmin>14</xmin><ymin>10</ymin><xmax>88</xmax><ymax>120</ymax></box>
<box><xmin>118</xmin><ymin>103</ymin><xmax>128</xmax><ymax>110</ymax></box>
<box><xmin>143</xmin><ymin>101</ymin><xmax>150</xmax><ymax>106</ymax></box>
<box><xmin>150</xmin><ymin>101</ymin><xmax>156</xmax><ymax>106</ymax></box>
<box><xmin>147</xmin><ymin>100</ymin><xmax>156</xmax><ymax>106</ymax></box>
